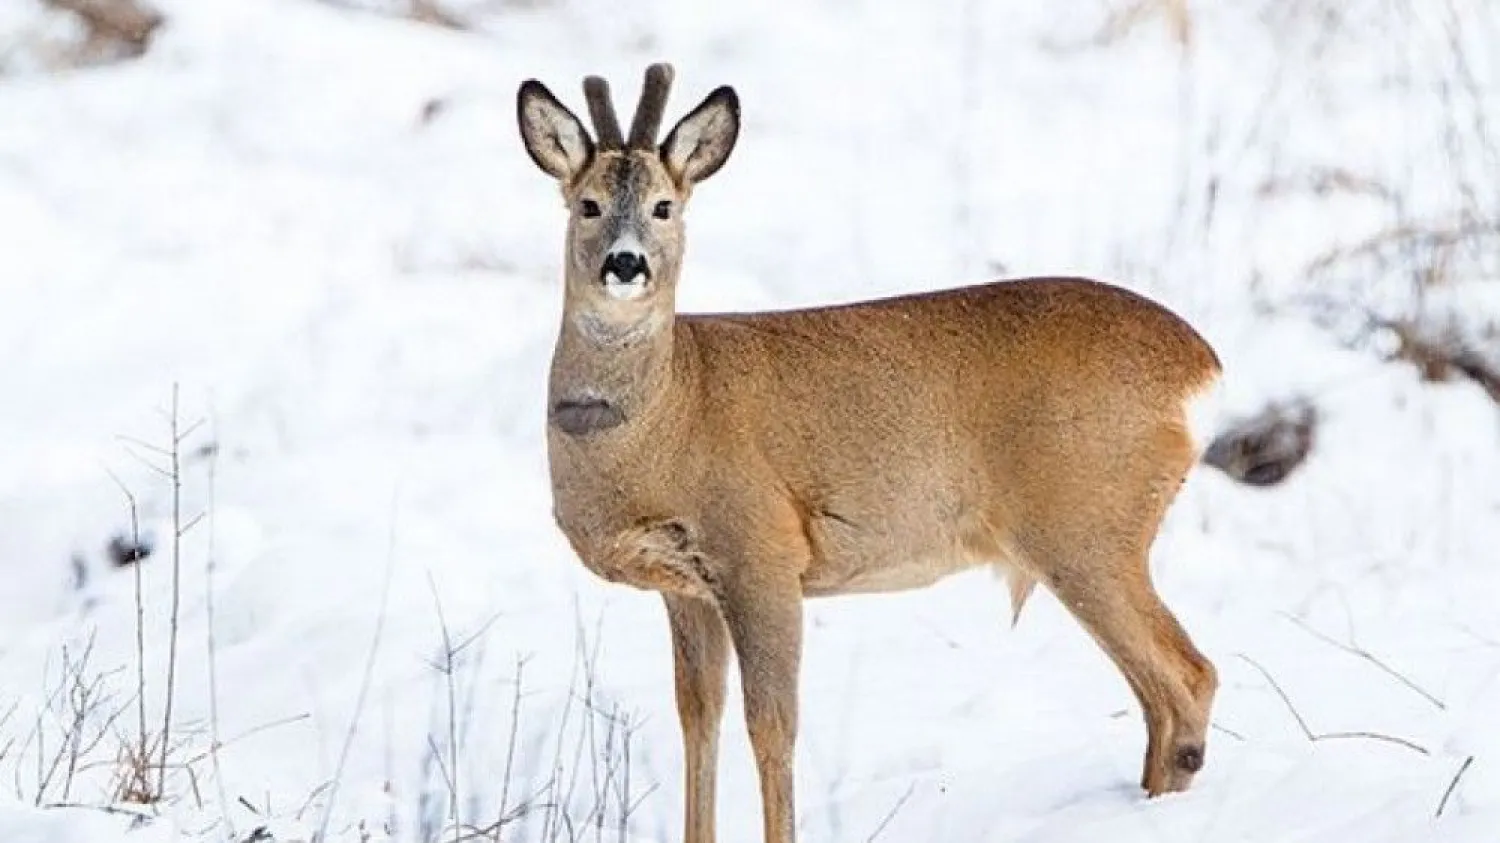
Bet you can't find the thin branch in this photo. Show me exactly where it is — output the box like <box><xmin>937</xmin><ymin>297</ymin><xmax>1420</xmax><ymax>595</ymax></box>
<box><xmin>1211</xmin><ymin>722</ymin><xmax>1247</xmax><ymax>742</ymax></box>
<box><xmin>39</xmin><ymin>801</ymin><xmax>154</xmax><ymax>820</ymax></box>
<box><xmin>177</xmin><ymin>511</ymin><xmax>207</xmax><ymax>537</ymax></box>
<box><xmin>119</xmin><ymin>446</ymin><xmax>172</xmax><ymax>479</ymax></box>
<box><xmin>1435</xmin><ymin>755</ymin><xmax>1475</xmax><ymax>818</ymax></box>
<box><xmin>310</xmin><ymin>0</ymin><xmax>467</xmax><ymax>30</ymax></box>
<box><xmin>114</xmin><ymin>435</ymin><xmax>171</xmax><ymax>459</ymax></box>
<box><xmin>450</xmin><ymin>611</ymin><xmax>505</xmax><ymax>658</ymax></box>
<box><xmin>314</xmin><ymin>494</ymin><xmax>401</xmax><ymax>842</ymax></box>
<box><xmin>1313</xmin><ymin>731</ymin><xmax>1429</xmax><ymax>755</ymax></box>
<box><xmin>864</xmin><ymin>781</ymin><xmax>917</xmax><ymax>842</ymax></box>
<box><xmin>496</xmin><ymin>654</ymin><xmax>530</xmax><ymax>834</ymax></box>
<box><xmin>1236</xmin><ymin>654</ymin><xmax>1429</xmax><ymax>756</ymax></box>
<box><xmin>425</xmin><ymin>572</ymin><xmax>461</xmax><ymax>842</ymax></box>
<box><xmin>623</xmin><ymin>782</ymin><xmax>659</xmax><ymax>820</ymax></box>
<box><xmin>1236</xmin><ymin>654</ymin><xmax>1314</xmax><ymax>740</ymax></box>
<box><xmin>105</xmin><ymin>467</ymin><xmax>151</xmax><ymax>802</ymax></box>
<box><xmin>204</xmin><ymin>408</ymin><xmax>232</xmax><ymax>836</ymax></box>
<box><xmin>183</xmin><ymin>714</ymin><xmax>311</xmax><ymax>766</ymax></box>
<box><xmin>175</xmin><ymin>417</ymin><xmax>206</xmax><ymax>444</ymax></box>
<box><xmin>1281</xmin><ymin>613</ymin><xmax>1445</xmax><ymax>710</ymax></box>
<box><xmin>159</xmin><ymin>382</ymin><xmax>184</xmax><ymax>799</ymax></box>
<box><xmin>295</xmin><ymin>779</ymin><xmax>335</xmax><ymax>822</ymax></box>
<box><xmin>425</xmin><ymin>734</ymin><xmax>456</xmax><ymax>805</ymax></box>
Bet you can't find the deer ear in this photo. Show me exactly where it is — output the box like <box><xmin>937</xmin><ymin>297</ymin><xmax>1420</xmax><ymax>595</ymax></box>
<box><xmin>660</xmin><ymin>86</ymin><xmax>739</xmax><ymax>185</ymax></box>
<box><xmin>517</xmin><ymin>80</ymin><xmax>594</xmax><ymax>181</ymax></box>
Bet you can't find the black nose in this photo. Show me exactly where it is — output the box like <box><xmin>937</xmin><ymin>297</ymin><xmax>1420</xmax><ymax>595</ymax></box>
<box><xmin>601</xmin><ymin>251</ymin><xmax>649</xmax><ymax>284</ymax></box>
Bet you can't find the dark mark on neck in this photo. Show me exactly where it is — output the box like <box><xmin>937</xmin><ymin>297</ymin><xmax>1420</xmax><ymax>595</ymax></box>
<box><xmin>551</xmin><ymin>397</ymin><xmax>626</xmax><ymax>437</ymax></box>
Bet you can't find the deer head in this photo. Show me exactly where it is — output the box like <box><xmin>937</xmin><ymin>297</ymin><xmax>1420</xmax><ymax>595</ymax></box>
<box><xmin>518</xmin><ymin>64</ymin><xmax>740</xmax><ymax>334</ymax></box>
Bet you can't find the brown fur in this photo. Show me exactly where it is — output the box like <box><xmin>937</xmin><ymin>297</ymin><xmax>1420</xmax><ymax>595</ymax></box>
<box><xmin>520</xmin><ymin>67</ymin><xmax>1222</xmax><ymax>843</ymax></box>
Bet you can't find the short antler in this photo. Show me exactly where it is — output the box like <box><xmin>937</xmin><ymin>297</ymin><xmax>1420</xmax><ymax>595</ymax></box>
<box><xmin>582</xmin><ymin>76</ymin><xmax>624</xmax><ymax>149</ymax></box>
<box><xmin>628</xmin><ymin>63</ymin><xmax>675</xmax><ymax>150</ymax></box>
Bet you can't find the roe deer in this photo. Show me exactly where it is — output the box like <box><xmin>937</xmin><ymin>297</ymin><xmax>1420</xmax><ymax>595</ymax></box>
<box><xmin>518</xmin><ymin>64</ymin><xmax>1222</xmax><ymax>843</ymax></box>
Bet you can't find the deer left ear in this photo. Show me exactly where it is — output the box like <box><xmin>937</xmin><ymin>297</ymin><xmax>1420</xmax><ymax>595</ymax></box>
<box><xmin>660</xmin><ymin>86</ymin><xmax>739</xmax><ymax>186</ymax></box>
<box><xmin>518</xmin><ymin>79</ymin><xmax>594</xmax><ymax>181</ymax></box>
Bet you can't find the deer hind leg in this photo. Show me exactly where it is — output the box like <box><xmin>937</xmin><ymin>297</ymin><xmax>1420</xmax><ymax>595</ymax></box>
<box><xmin>664</xmin><ymin>595</ymin><xmax>729</xmax><ymax>843</ymax></box>
<box><xmin>1043</xmin><ymin>554</ymin><xmax>1216</xmax><ymax>795</ymax></box>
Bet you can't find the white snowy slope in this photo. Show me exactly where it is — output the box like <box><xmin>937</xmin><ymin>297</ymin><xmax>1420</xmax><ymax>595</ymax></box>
<box><xmin>1</xmin><ymin>0</ymin><xmax>1497</xmax><ymax>841</ymax></box>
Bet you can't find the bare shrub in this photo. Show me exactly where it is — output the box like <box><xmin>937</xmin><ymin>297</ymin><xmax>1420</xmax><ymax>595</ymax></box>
<box><xmin>1092</xmin><ymin>0</ymin><xmax>1193</xmax><ymax>49</ymax></box>
<box><xmin>392</xmin><ymin>607</ymin><xmax>662</xmax><ymax>843</ymax></box>
<box><xmin>1203</xmin><ymin>398</ymin><xmax>1318</xmax><ymax>487</ymax></box>
<box><xmin>1262</xmin><ymin>1</ymin><xmax>1500</xmax><ymax>390</ymax></box>
<box><xmin>312</xmin><ymin>0</ymin><xmax>469</xmax><ymax>30</ymax></box>
<box><xmin>41</xmin><ymin>0</ymin><xmax>163</xmax><ymax>64</ymax></box>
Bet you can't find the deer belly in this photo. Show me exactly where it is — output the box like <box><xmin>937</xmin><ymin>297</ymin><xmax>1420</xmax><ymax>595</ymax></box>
<box><xmin>798</xmin><ymin>510</ymin><xmax>993</xmax><ymax>597</ymax></box>
<box><xmin>798</xmin><ymin>492</ymin><xmax>1008</xmax><ymax>597</ymax></box>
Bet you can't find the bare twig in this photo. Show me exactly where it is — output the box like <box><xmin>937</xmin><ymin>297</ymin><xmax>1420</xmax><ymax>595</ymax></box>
<box><xmin>310</xmin><ymin>0</ymin><xmax>468</xmax><ymax>30</ymax></box>
<box><xmin>183</xmin><ymin>714</ymin><xmax>312</xmax><ymax>767</ymax></box>
<box><xmin>1257</xmin><ymin>166</ymin><xmax>1396</xmax><ymax>202</ymax></box>
<box><xmin>1280</xmin><ymin>613</ymin><xmax>1446</xmax><ymax>710</ymax></box>
<box><xmin>1237</xmin><ymin>654</ymin><xmax>1314</xmax><ymax>740</ymax></box>
<box><xmin>864</xmin><ymin>781</ymin><xmax>917</xmax><ymax>842</ymax></box>
<box><xmin>114</xmin><ymin>435</ymin><xmax>171</xmax><ymax>459</ymax></box>
<box><xmin>425</xmin><ymin>734</ymin><xmax>457</xmax><ymax>812</ymax></box>
<box><xmin>1311</xmin><ymin>731</ymin><xmax>1430</xmax><ymax>755</ymax></box>
<box><xmin>203</xmin><ymin>406</ymin><xmax>232</xmax><ymax>835</ymax></box>
<box><xmin>540</xmin><ymin>608</ymin><xmax>585</xmax><ymax>843</ymax></box>
<box><xmin>1236</xmin><ymin>654</ymin><xmax>1429</xmax><ymax>756</ymax></box>
<box><xmin>0</xmin><ymin>700</ymin><xmax>19</xmax><ymax>767</ymax></box>
<box><xmin>159</xmin><ymin>383</ymin><xmax>186</xmax><ymax>799</ymax></box>
<box><xmin>1435</xmin><ymin>755</ymin><xmax>1475</xmax><ymax>818</ymax></box>
<box><xmin>104</xmin><ymin>468</ymin><xmax>153</xmax><ymax>802</ymax></box>
<box><xmin>496</xmin><ymin>654</ymin><xmax>530</xmax><ymax>834</ymax></box>
<box><xmin>1211</xmin><ymin>722</ymin><xmax>1247</xmax><ymax>742</ymax></box>
<box><xmin>295</xmin><ymin>779</ymin><xmax>335</xmax><ymax>823</ymax></box>
<box><xmin>1304</xmin><ymin>221</ymin><xmax>1500</xmax><ymax>279</ymax></box>
<box><xmin>39</xmin><ymin>801</ymin><xmax>154</xmax><ymax>820</ymax></box>
<box><xmin>1091</xmin><ymin>0</ymin><xmax>1193</xmax><ymax>50</ymax></box>
<box><xmin>425</xmin><ymin>572</ymin><xmax>461</xmax><ymax>842</ymax></box>
<box><xmin>314</xmin><ymin>494</ymin><xmax>401</xmax><ymax>842</ymax></box>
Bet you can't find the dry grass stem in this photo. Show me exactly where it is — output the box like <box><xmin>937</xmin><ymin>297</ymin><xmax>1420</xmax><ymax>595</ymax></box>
<box><xmin>1236</xmin><ymin>654</ymin><xmax>1430</xmax><ymax>756</ymax></box>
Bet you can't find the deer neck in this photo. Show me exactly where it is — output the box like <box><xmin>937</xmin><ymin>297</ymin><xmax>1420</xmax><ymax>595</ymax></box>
<box><xmin>548</xmin><ymin>291</ymin><xmax>683</xmax><ymax>440</ymax></box>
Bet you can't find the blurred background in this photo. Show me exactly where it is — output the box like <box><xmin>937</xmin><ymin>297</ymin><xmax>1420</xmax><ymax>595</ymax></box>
<box><xmin>1</xmin><ymin>1</ymin><xmax>1497</xmax><ymax>841</ymax></box>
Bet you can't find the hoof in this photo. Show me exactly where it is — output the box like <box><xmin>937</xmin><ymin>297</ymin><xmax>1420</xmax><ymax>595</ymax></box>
<box><xmin>1174</xmin><ymin>744</ymin><xmax>1204</xmax><ymax>774</ymax></box>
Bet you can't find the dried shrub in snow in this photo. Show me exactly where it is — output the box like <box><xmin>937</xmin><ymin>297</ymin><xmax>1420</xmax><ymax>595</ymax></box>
<box><xmin>1202</xmin><ymin>398</ymin><xmax>1318</xmax><ymax>487</ymax></box>
<box><xmin>1091</xmin><ymin>0</ymin><xmax>1193</xmax><ymax>49</ymax></box>
<box><xmin>313</xmin><ymin>0</ymin><xmax>470</xmax><ymax>31</ymax></box>
<box><xmin>1236</xmin><ymin>0</ymin><xmax>1500</xmax><ymax>416</ymax></box>
<box><xmin>1385</xmin><ymin>317</ymin><xmax>1500</xmax><ymax>405</ymax></box>
<box><xmin>0</xmin><ymin>0</ymin><xmax>161</xmax><ymax>72</ymax></box>
<box><xmin>1300</xmin><ymin>281</ymin><xmax>1500</xmax><ymax>408</ymax></box>
<box><xmin>42</xmin><ymin>0</ymin><xmax>162</xmax><ymax>63</ymax></box>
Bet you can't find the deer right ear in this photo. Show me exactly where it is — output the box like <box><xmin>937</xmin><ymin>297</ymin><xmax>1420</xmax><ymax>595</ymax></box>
<box><xmin>517</xmin><ymin>80</ymin><xmax>594</xmax><ymax>181</ymax></box>
<box><xmin>660</xmin><ymin>86</ymin><xmax>740</xmax><ymax>186</ymax></box>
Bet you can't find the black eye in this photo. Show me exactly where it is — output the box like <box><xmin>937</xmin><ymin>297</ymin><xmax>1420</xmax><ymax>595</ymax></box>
<box><xmin>580</xmin><ymin>199</ymin><xmax>601</xmax><ymax>218</ymax></box>
<box><xmin>653</xmin><ymin>200</ymin><xmax>672</xmax><ymax>220</ymax></box>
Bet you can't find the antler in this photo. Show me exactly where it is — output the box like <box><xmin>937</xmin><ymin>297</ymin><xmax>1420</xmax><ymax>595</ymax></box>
<box><xmin>627</xmin><ymin>63</ymin><xmax>675</xmax><ymax>150</ymax></box>
<box><xmin>582</xmin><ymin>76</ymin><xmax>624</xmax><ymax>149</ymax></box>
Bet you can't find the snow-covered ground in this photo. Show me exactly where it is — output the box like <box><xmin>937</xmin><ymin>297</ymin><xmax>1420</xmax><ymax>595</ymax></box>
<box><xmin>2</xmin><ymin>0</ymin><xmax>1498</xmax><ymax>840</ymax></box>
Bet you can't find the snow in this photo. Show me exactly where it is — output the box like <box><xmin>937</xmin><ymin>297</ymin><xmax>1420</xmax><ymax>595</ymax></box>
<box><xmin>2</xmin><ymin>0</ymin><xmax>1498</xmax><ymax>840</ymax></box>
